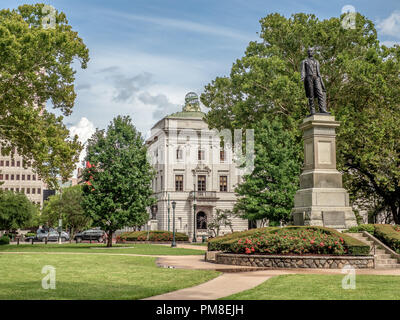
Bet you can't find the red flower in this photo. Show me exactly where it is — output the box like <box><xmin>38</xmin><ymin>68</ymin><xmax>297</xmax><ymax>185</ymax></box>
<box><xmin>245</xmin><ymin>247</ymin><xmax>251</xmax><ymax>254</ymax></box>
<box><xmin>320</xmin><ymin>242</ymin><xmax>324</xmax><ymax>247</ymax></box>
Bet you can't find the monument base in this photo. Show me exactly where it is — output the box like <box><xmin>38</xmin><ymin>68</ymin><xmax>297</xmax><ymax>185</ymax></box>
<box><xmin>291</xmin><ymin>115</ymin><xmax>357</xmax><ymax>230</ymax></box>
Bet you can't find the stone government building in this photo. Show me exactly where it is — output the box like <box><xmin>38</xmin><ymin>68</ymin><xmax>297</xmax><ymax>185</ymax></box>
<box><xmin>145</xmin><ymin>93</ymin><xmax>248</xmax><ymax>240</ymax></box>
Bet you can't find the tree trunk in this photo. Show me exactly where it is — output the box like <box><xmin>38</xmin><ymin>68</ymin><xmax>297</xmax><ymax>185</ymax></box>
<box><xmin>107</xmin><ymin>230</ymin><xmax>113</xmax><ymax>247</ymax></box>
<box><xmin>391</xmin><ymin>205</ymin><xmax>400</xmax><ymax>225</ymax></box>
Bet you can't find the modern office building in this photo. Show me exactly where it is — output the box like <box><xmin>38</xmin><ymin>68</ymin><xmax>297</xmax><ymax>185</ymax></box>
<box><xmin>0</xmin><ymin>147</ymin><xmax>46</xmax><ymax>206</ymax></box>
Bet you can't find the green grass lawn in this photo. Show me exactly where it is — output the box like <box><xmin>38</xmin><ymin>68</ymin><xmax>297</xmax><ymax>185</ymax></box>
<box><xmin>223</xmin><ymin>274</ymin><xmax>400</xmax><ymax>300</ymax></box>
<box><xmin>0</xmin><ymin>243</ymin><xmax>204</xmax><ymax>255</ymax></box>
<box><xmin>0</xmin><ymin>253</ymin><xmax>220</xmax><ymax>300</ymax></box>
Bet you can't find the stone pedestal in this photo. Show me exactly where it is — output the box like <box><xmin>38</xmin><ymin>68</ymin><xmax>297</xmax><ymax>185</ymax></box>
<box><xmin>292</xmin><ymin>115</ymin><xmax>357</xmax><ymax>229</ymax></box>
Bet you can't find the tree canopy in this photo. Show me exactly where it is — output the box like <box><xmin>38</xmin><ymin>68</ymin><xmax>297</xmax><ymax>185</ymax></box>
<box><xmin>0</xmin><ymin>190</ymin><xmax>39</xmax><ymax>231</ymax></box>
<box><xmin>81</xmin><ymin>116</ymin><xmax>155</xmax><ymax>246</ymax></box>
<box><xmin>201</xmin><ymin>12</ymin><xmax>400</xmax><ymax>223</ymax></box>
<box><xmin>234</xmin><ymin>118</ymin><xmax>301</xmax><ymax>224</ymax></box>
<box><xmin>0</xmin><ymin>4</ymin><xmax>89</xmax><ymax>188</ymax></box>
<box><xmin>41</xmin><ymin>185</ymin><xmax>90</xmax><ymax>236</ymax></box>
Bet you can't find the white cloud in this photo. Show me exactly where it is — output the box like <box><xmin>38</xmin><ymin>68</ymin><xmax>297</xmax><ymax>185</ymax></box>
<box><xmin>69</xmin><ymin>117</ymin><xmax>96</xmax><ymax>168</ymax></box>
<box><xmin>381</xmin><ymin>40</ymin><xmax>399</xmax><ymax>47</ymax></box>
<box><xmin>106</xmin><ymin>11</ymin><xmax>253</xmax><ymax>41</ymax></box>
<box><xmin>377</xmin><ymin>11</ymin><xmax>400</xmax><ymax>38</ymax></box>
<box><xmin>69</xmin><ymin>117</ymin><xmax>96</xmax><ymax>143</ymax></box>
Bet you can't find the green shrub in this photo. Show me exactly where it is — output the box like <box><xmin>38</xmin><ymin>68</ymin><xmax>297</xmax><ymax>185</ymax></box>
<box><xmin>344</xmin><ymin>224</ymin><xmax>375</xmax><ymax>234</ymax></box>
<box><xmin>118</xmin><ymin>230</ymin><xmax>189</xmax><ymax>242</ymax></box>
<box><xmin>373</xmin><ymin>224</ymin><xmax>400</xmax><ymax>254</ymax></box>
<box><xmin>0</xmin><ymin>235</ymin><xmax>10</xmax><ymax>245</ymax></box>
<box><xmin>207</xmin><ymin>227</ymin><xmax>277</xmax><ymax>251</ymax></box>
<box><xmin>25</xmin><ymin>232</ymin><xmax>36</xmax><ymax>238</ymax></box>
<box><xmin>208</xmin><ymin>226</ymin><xmax>370</xmax><ymax>256</ymax></box>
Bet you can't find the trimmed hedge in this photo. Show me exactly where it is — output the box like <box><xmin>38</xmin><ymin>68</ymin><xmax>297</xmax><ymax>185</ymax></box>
<box><xmin>25</xmin><ymin>232</ymin><xmax>36</xmax><ymax>238</ymax></box>
<box><xmin>343</xmin><ymin>223</ymin><xmax>400</xmax><ymax>254</ymax></box>
<box><xmin>118</xmin><ymin>230</ymin><xmax>189</xmax><ymax>242</ymax></box>
<box><xmin>207</xmin><ymin>226</ymin><xmax>370</xmax><ymax>256</ymax></box>
<box><xmin>374</xmin><ymin>224</ymin><xmax>400</xmax><ymax>254</ymax></box>
<box><xmin>344</xmin><ymin>224</ymin><xmax>375</xmax><ymax>234</ymax></box>
<box><xmin>0</xmin><ymin>235</ymin><xmax>10</xmax><ymax>245</ymax></box>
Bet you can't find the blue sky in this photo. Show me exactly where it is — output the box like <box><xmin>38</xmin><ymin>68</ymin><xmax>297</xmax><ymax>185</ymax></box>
<box><xmin>2</xmin><ymin>0</ymin><xmax>400</xmax><ymax>146</ymax></box>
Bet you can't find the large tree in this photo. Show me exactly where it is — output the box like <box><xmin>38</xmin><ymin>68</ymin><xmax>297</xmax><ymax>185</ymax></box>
<box><xmin>0</xmin><ymin>190</ymin><xmax>39</xmax><ymax>232</ymax></box>
<box><xmin>0</xmin><ymin>4</ymin><xmax>89</xmax><ymax>188</ymax></box>
<box><xmin>81</xmin><ymin>116</ymin><xmax>155</xmax><ymax>247</ymax></box>
<box><xmin>201</xmin><ymin>12</ymin><xmax>400</xmax><ymax>223</ymax></box>
<box><xmin>41</xmin><ymin>185</ymin><xmax>90</xmax><ymax>238</ymax></box>
<box><xmin>234</xmin><ymin>118</ymin><xmax>301</xmax><ymax>225</ymax></box>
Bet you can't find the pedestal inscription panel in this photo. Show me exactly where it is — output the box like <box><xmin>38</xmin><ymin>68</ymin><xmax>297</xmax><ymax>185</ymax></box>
<box><xmin>322</xmin><ymin>211</ymin><xmax>346</xmax><ymax>228</ymax></box>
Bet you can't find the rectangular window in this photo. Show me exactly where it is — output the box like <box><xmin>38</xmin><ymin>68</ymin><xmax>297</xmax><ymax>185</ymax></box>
<box><xmin>220</xmin><ymin>150</ymin><xmax>226</xmax><ymax>162</ymax></box>
<box><xmin>11</xmin><ymin>160</ymin><xmax>15</xmax><ymax>166</ymax></box>
<box><xmin>0</xmin><ymin>174</ymin><xmax>2</xmax><ymax>180</ymax></box>
<box><xmin>16</xmin><ymin>188</ymin><xmax>19</xmax><ymax>192</ymax></box>
<box><xmin>6</xmin><ymin>160</ymin><xmax>9</xmax><ymax>166</ymax></box>
<box><xmin>26</xmin><ymin>188</ymin><xmax>30</xmax><ymax>194</ymax></box>
<box><xmin>16</xmin><ymin>174</ymin><xmax>20</xmax><ymax>180</ymax></box>
<box><xmin>22</xmin><ymin>174</ymin><xmax>25</xmax><ymax>181</ymax></box>
<box><xmin>198</xmin><ymin>175</ymin><xmax>206</xmax><ymax>191</ymax></box>
<box><xmin>5</xmin><ymin>174</ymin><xmax>9</xmax><ymax>180</ymax></box>
<box><xmin>16</xmin><ymin>161</ymin><xmax>20</xmax><ymax>167</ymax></box>
<box><xmin>21</xmin><ymin>188</ymin><xmax>24</xmax><ymax>193</ymax></box>
<box><xmin>10</xmin><ymin>174</ymin><xmax>14</xmax><ymax>180</ymax></box>
<box><xmin>37</xmin><ymin>188</ymin><xmax>41</xmax><ymax>194</ymax></box>
<box><xmin>27</xmin><ymin>175</ymin><xmax>31</xmax><ymax>181</ymax></box>
<box><xmin>198</xmin><ymin>149</ymin><xmax>205</xmax><ymax>161</ymax></box>
<box><xmin>175</xmin><ymin>175</ymin><xmax>183</xmax><ymax>191</ymax></box>
<box><xmin>220</xmin><ymin>176</ymin><xmax>228</xmax><ymax>192</ymax></box>
<box><xmin>32</xmin><ymin>175</ymin><xmax>36</xmax><ymax>181</ymax></box>
<box><xmin>32</xmin><ymin>188</ymin><xmax>36</xmax><ymax>194</ymax></box>
<box><xmin>0</xmin><ymin>160</ymin><xmax>3</xmax><ymax>166</ymax></box>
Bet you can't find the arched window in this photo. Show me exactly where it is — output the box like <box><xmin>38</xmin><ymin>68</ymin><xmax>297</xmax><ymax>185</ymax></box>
<box><xmin>196</xmin><ymin>212</ymin><xmax>207</xmax><ymax>230</ymax></box>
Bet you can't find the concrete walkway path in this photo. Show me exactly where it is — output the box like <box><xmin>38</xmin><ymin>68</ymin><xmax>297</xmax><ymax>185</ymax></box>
<box><xmin>144</xmin><ymin>270</ymin><xmax>283</xmax><ymax>300</ymax></box>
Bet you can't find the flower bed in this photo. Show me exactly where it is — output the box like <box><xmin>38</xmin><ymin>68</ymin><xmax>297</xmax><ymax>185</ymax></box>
<box><xmin>117</xmin><ymin>230</ymin><xmax>188</xmax><ymax>242</ymax></box>
<box><xmin>208</xmin><ymin>226</ymin><xmax>369</xmax><ymax>256</ymax></box>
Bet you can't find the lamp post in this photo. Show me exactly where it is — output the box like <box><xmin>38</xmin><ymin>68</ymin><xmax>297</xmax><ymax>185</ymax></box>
<box><xmin>192</xmin><ymin>184</ymin><xmax>197</xmax><ymax>243</ymax></box>
<box><xmin>171</xmin><ymin>201</ymin><xmax>176</xmax><ymax>247</ymax></box>
<box><xmin>167</xmin><ymin>193</ymin><xmax>171</xmax><ymax>232</ymax></box>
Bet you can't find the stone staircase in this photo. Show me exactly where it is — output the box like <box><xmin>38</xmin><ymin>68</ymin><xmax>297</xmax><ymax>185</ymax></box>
<box><xmin>350</xmin><ymin>233</ymin><xmax>400</xmax><ymax>269</ymax></box>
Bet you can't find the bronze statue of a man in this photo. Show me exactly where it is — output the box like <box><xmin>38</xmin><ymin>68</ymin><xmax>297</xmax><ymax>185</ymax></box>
<box><xmin>301</xmin><ymin>48</ymin><xmax>329</xmax><ymax>115</ymax></box>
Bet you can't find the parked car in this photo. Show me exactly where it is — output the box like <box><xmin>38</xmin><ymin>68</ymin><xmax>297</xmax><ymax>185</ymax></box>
<box><xmin>47</xmin><ymin>230</ymin><xmax>70</xmax><ymax>242</ymax></box>
<box><xmin>24</xmin><ymin>228</ymin><xmax>69</xmax><ymax>242</ymax></box>
<box><xmin>74</xmin><ymin>229</ymin><xmax>105</xmax><ymax>243</ymax></box>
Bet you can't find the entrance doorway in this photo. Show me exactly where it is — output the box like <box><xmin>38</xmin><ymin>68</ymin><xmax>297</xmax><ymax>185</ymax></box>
<box><xmin>196</xmin><ymin>211</ymin><xmax>207</xmax><ymax>230</ymax></box>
